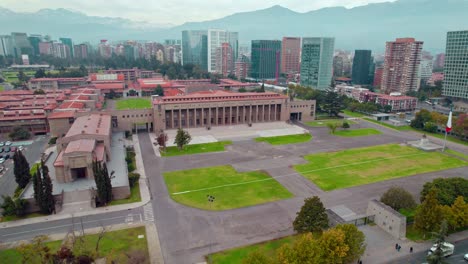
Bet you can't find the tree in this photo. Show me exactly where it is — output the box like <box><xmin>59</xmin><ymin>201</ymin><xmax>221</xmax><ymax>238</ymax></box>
<box><xmin>13</xmin><ymin>150</ymin><xmax>31</xmax><ymax>189</ymax></box>
<box><xmin>447</xmin><ymin>196</ymin><xmax>468</xmax><ymax>230</ymax></box>
<box><xmin>128</xmin><ymin>89</ymin><xmax>137</xmax><ymax>96</ymax></box>
<box><xmin>326</xmin><ymin>122</ymin><xmax>338</xmax><ymax>134</ymax></box>
<box><xmin>426</xmin><ymin>220</ymin><xmax>449</xmax><ymax>264</ymax></box>
<box><xmin>174</xmin><ymin>128</ymin><xmax>191</xmax><ymax>150</ymax></box>
<box><xmin>383</xmin><ymin>105</ymin><xmax>392</xmax><ymax>113</ymax></box>
<box><xmin>260</xmin><ymin>82</ymin><xmax>265</xmax><ymax>92</ymax></box>
<box><xmin>321</xmin><ymin>91</ymin><xmax>345</xmax><ymax>117</ymax></box>
<box><xmin>152</xmin><ymin>84</ymin><xmax>164</xmax><ymax>96</ymax></box>
<box><xmin>238</xmin><ymin>87</ymin><xmax>247</xmax><ymax>93</ymax></box>
<box><xmin>33</xmin><ymin>89</ymin><xmax>46</xmax><ymax>95</ymax></box>
<box><xmin>276</xmin><ymin>232</ymin><xmax>321</xmax><ymax>264</ymax></box>
<box><xmin>17</xmin><ymin>235</ymin><xmax>53</xmax><ymax>264</ymax></box>
<box><xmin>380</xmin><ymin>186</ymin><xmax>417</xmax><ymax>211</ymax></box>
<box><xmin>17</xmin><ymin>70</ymin><xmax>30</xmax><ymax>83</ymax></box>
<box><xmin>1</xmin><ymin>195</ymin><xmax>17</xmax><ymax>216</ymax></box>
<box><xmin>156</xmin><ymin>132</ymin><xmax>168</xmax><ymax>151</ymax></box>
<box><xmin>293</xmin><ymin>196</ymin><xmax>329</xmax><ymax>233</ymax></box>
<box><xmin>242</xmin><ymin>251</ymin><xmax>271</xmax><ymax>264</ymax></box>
<box><xmin>14</xmin><ymin>197</ymin><xmax>27</xmax><ymax>217</ymax></box>
<box><xmin>107</xmin><ymin>89</ymin><xmax>117</xmax><ymax>99</ymax></box>
<box><xmin>32</xmin><ymin>171</ymin><xmax>42</xmax><ymax>207</ymax></box>
<box><xmin>317</xmin><ymin>228</ymin><xmax>350</xmax><ymax>264</ymax></box>
<box><xmin>414</xmin><ymin>189</ymin><xmax>444</xmax><ymax>237</ymax></box>
<box><xmin>34</xmin><ymin>69</ymin><xmax>46</xmax><ymax>78</ymax></box>
<box><xmin>411</xmin><ymin>109</ymin><xmax>432</xmax><ymax>129</ymax></box>
<box><xmin>40</xmin><ymin>160</ymin><xmax>55</xmax><ymax>214</ymax></box>
<box><xmin>92</xmin><ymin>160</ymin><xmax>114</xmax><ymax>206</ymax></box>
<box><xmin>335</xmin><ymin>224</ymin><xmax>366</xmax><ymax>263</ymax></box>
<box><xmin>420</xmin><ymin>177</ymin><xmax>468</xmax><ymax>206</ymax></box>
<box><xmin>342</xmin><ymin>121</ymin><xmax>350</xmax><ymax>129</ymax></box>
<box><xmin>9</xmin><ymin>126</ymin><xmax>31</xmax><ymax>141</ymax></box>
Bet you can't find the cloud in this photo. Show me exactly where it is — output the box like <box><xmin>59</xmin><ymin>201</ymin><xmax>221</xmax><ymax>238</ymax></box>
<box><xmin>1</xmin><ymin>0</ymin><xmax>396</xmax><ymax>25</ymax></box>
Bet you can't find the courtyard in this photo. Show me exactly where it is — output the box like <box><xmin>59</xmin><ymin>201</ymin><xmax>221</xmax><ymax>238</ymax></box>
<box><xmin>115</xmin><ymin>97</ymin><xmax>152</xmax><ymax>110</ymax></box>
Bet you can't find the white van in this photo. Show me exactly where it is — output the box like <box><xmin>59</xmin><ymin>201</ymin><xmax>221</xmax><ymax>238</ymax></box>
<box><xmin>427</xmin><ymin>242</ymin><xmax>454</xmax><ymax>257</ymax></box>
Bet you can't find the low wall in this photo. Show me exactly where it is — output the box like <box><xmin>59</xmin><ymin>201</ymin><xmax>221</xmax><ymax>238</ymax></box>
<box><xmin>366</xmin><ymin>199</ymin><xmax>406</xmax><ymax>239</ymax></box>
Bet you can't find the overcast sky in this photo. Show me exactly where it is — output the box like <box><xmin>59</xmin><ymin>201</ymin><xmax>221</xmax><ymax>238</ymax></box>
<box><xmin>2</xmin><ymin>0</ymin><xmax>396</xmax><ymax>26</ymax></box>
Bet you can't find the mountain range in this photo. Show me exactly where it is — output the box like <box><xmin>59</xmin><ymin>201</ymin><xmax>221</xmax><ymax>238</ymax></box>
<box><xmin>1</xmin><ymin>0</ymin><xmax>468</xmax><ymax>53</ymax></box>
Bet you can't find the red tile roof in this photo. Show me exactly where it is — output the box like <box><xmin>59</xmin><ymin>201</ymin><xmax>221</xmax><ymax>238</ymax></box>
<box><xmin>154</xmin><ymin>90</ymin><xmax>288</xmax><ymax>105</ymax></box>
<box><xmin>64</xmin><ymin>139</ymin><xmax>96</xmax><ymax>154</ymax></box>
<box><xmin>47</xmin><ymin>111</ymin><xmax>76</xmax><ymax>119</ymax></box>
<box><xmin>58</xmin><ymin>101</ymin><xmax>85</xmax><ymax>109</ymax></box>
<box><xmin>65</xmin><ymin>114</ymin><xmax>111</xmax><ymax>138</ymax></box>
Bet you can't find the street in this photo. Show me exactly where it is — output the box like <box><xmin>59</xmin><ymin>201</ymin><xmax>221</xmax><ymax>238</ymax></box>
<box><xmin>391</xmin><ymin>238</ymin><xmax>468</xmax><ymax>264</ymax></box>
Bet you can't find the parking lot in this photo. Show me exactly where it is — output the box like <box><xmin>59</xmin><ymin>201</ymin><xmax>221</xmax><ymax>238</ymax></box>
<box><xmin>0</xmin><ymin>135</ymin><xmax>49</xmax><ymax>204</ymax></box>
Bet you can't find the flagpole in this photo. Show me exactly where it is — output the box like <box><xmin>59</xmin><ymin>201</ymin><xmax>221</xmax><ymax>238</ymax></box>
<box><xmin>442</xmin><ymin>130</ymin><xmax>448</xmax><ymax>152</ymax></box>
<box><xmin>443</xmin><ymin>105</ymin><xmax>453</xmax><ymax>152</ymax></box>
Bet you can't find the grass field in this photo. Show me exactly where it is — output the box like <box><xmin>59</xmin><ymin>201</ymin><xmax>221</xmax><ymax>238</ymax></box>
<box><xmin>0</xmin><ymin>85</ymin><xmax>4</xmax><ymax>91</ymax></box>
<box><xmin>363</xmin><ymin>118</ymin><xmax>412</xmax><ymax>131</ymax></box>
<box><xmin>161</xmin><ymin>141</ymin><xmax>232</xmax><ymax>157</ymax></box>
<box><xmin>163</xmin><ymin>165</ymin><xmax>293</xmax><ymax>210</ymax></box>
<box><xmin>446</xmin><ymin>149</ymin><xmax>468</xmax><ymax>160</ymax></box>
<box><xmin>115</xmin><ymin>98</ymin><xmax>151</xmax><ymax>110</ymax></box>
<box><xmin>305</xmin><ymin>119</ymin><xmax>356</xmax><ymax>127</ymax></box>
<box><xmin>294</xmin><ymin>144</ymin><xmax>467</xmax><ymax>191</ymax></box>
<box><xmin>333</xmin><ymin>128</ymin><xmax>382</xmax><ymax>137</ymax></box>
<box><xmin>342</xmin><ymin>110</ymin><xmax>365</xmax><ymax>117</ymax></box>
<box><xmin>0</xmin><ymin>227</ymin><xmax>149</xmax><ymax>263</ymax></box>
<box><xmin>109</xmin><ymin>182</ymin><xmax>141</xmax><ymax>206</ymax></box>
<box><xmin>255</xmin><ymin>133</ymin><xmax>312</xmax><ymax>145</ymax></box>
<box><xmin>208</xmin><ymin>235</ymin><xmax>298</xmax><ymax>264</ymax></box>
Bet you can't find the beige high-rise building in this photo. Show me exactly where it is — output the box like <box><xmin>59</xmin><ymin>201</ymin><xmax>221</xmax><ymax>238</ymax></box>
<box><xmin>381</xmin><ymin>38</ymin><xmax>423</xmax><ymax>94</ymax></box>
<box><xmin>281</xmin><ymin>37</ymin><xmax>301</xmax><ymax>74</ymax></box>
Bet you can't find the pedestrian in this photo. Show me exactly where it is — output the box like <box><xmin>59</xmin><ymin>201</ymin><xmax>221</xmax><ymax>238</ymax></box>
<box><xmin>410</xmin><ymin>247</ymin><xmax>413</xmax><ymax>253</ymax></box>
<box><xmin>395</xmin><ymin>243</ymin><xmax>398</xmax><ymax>250</ymax></box>
<box><xmin>398</xmin><ymin>245</ymin><xmax>401</xmax><ymax>252</ymax></box>
<box><xmin>359</xmin><ymin>261</ymin><xmax>362</xmax><ymax>264</ymax></box>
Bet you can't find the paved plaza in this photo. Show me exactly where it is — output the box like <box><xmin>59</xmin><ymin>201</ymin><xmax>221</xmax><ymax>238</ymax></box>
<box><xmin>140</xmin><ymin>118</ymin><xmax>468</xmax><ymax>263</ymax></box>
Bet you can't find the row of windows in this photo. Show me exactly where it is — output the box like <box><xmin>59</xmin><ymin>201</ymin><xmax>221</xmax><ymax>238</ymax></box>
<box><xmin>121</xmin><ymin>113</ymin><xmax>152</xmax><ymax>118</ymax></box>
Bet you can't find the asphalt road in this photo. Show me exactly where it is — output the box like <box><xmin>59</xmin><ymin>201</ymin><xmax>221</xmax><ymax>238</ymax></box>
<box><xmin>0</xmin><ymin>135</ymin><xmax>49</xmax><ymax>204</ymax></box>
<box><xmin>391</xmin><ymin>238</ymin><xmax>468</xmax><ymax>264</ymax></box>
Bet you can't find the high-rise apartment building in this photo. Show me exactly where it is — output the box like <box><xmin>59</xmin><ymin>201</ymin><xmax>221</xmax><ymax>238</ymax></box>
<box><xmin>207</xmin><ymin>29</ymin><xmax>238</xmax><ymax>72</ymax></box>
<box><xmin>73</xmin><ymin>44</ymin><xmax>89</xmax><ymax>59</ymax></box>
<box><xmin>215</xmin><ymin>43</ymin><xmax>234</xmax><ymax>77</ymax></box>
<box><xmin>52</xmin><ymin>42</ymin><xmax>71</xmax><ymax>59</ymax></box>
<box><xmin>381</xmin><ymin>38</ymin><xmax>423</xmax><ymax>94</ymax></box>
<box><xmin>28</xmin><ymin>34</ymin><xmax>42</xmax><ymax>55</ymax></box>
<box><xmin>373</xmin><ymin>67</ymin><xmax>384</xmax><ymax>87</ymax></box>
<box><xmin>182</xmin><ymin>30</ymin><xmax>208</xmax><ymax>71</ymax></box>
<box><xmin>419</xmin><ymin>58</ymin><xmax>433</xmax><ymax>85</ymax></box>
<box><xmin>352</xmin><ymin>50</ymin><xmax>372</xmax><ymax>85</ymax></box>
<box><xmin>164</xmin><ymin>39</ymin><xmax>181</xmax><ymax>46</ymax></box>
<box><xmin>281</xmin><ymin>37</ymin><xmax>301</xmax><ymax>74</ymax></box>
<box><xmin>443</xmin><ymin>30</ymin><xmax>468</xmax><ymax>100</ymax></box>
<box><xmin>59</xmin><ymin>37</ymin><xmax>74</xmax><ymax>58</ymax></box>
<box><xmin>0</xmin><ymin>35</ymin><xmax>15</xmax><ymax>56</ymax></box>
<box><xmin>434</xmin><ymin>53</ymin><xmax>445</xmax><ymax>69</ymax></box>
<box><xmin>250</xmin><ymin>40</ymin><xmax>282</xmax><ymax>80</ymax></box>
<box><xmin>11</xmin><ymin>32</ymin><xmax>33</xmax><ymax>57</ymax></box>
<box><xmin>235</xmin><ymin>55</ymin><xmax>250</xmax><ymax>80</ymax></box>
<box><xmin>39</xmin><ymin>42</ymin><xmax>52</xmax><ymax>55</ymax></box>
<box><xmin>98</xmin><ymin>40</ymin><xmax>113</xmax><ymax>58</ymax></box>
<box><xmin>300</xmin><ymin>37</ymin><xmax>335</xmax><ymax>90</ymax></box>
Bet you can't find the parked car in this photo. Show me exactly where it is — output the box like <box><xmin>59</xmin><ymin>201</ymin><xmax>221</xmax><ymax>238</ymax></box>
<box><xmin>4</xmin><ymin>154</ymin><xmax>10</xmax><ymax>160</ymax></box>
<box><xmin>464</xmin><ymin>253</ymin><xmax>468</xmax><ymax>261</ymax></box>
<box><xmin>0</xmin><ymin>158</ymin><xmax>4</xmax><ymax>164</ymax></box>
<box><xmin>18</xmin><ymin>146</ymin><xmax>24</xmax><ymax>151</ymax></box>
<box><xmin>0</xmin><ymin>142</ymin><xmax>4</xmax><ymax>147</ymax></box>
<box><xmin>5</xmin><ymin>147</ymin><xmax>10</xmax><ymax>152</ymax></box>
<box><xmin>5</xmin><ymin>141</ymin><xmax>12</xmax><ymax>146</ymax></box>
<box><xmin>10</xmin><ymin>147</ymin><xmax>17</xmax><ymax>152</ymax></box>
<box><xmin>0</xmin><ymin>148</ymin><xmax>3</xmax><ymax>153</ymax></box>
<box><xmin>427</xmin><ymin>242</ymin><xmax>454</xmax><ymax>257</ymax></box>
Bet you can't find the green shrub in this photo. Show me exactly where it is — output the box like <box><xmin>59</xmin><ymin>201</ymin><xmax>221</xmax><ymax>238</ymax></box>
<box><xmin>48</xmin><ymin>137</ymin><xmax>57</xmax><ymax>145</ymax></box>
<box><xmin>128</xmin><ymin>172</ymin><xmax>140</xmax><ymax>188</ymax></box>
<box><xmin>125</xmin><ymin>131</ymin><xmax>132</xmax><ymax>138</ymax></box>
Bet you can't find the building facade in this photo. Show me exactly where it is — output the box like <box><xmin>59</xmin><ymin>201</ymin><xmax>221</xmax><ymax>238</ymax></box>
<box><xmin>419</xmin><ymin>58</ymin><xmax>434</xmax><ymax>85</ymax></box>
<box><xmin>59</xmin><ymin>37</ymin><xmax>74</xmax><ymax>58</ymax></box>
<box><xmin>300</xmin><ymin>37</ymin><xmax>335</xmax><ymax>90</ymax></box>
<box><xmin>250</xmin><ymin>40</ymin><xmax>282</xmax><ymax>80</ymax></box>
<box><xmin>73</xmin><ymin>44</ymin><xmax>89</xmax><ymax>59</ymax></box>
<box><xmin>352</xmin><ymin>50</ymin><xmax>372</xmax><ymax>85</ymax></box>
<box><xmin>235</xmin><ymin>55</ymin><xmax>251</xmax><ymax>80</ymax></box>
<box><xmin>11</xmin><ymin>32</ymin><xmax>33</xmax><ymax>57</ymax></box>
<box><xmin>434</xmin><ymin>53</ymin><xmax>445</xmax><ymax>69</ymax></box>
<box><xmin>0</xmin><ymin>35</ymin><xmax>15</xmax><ymax>56</ymax></box>
<box><xmin>381</xmin><ymin>38</ymin><xmax>423</xmax><ymax>94</ymax></box>
<box><xmin>443</xmin><ymin>30</ymin><xmax>468</xmax><ymax>100</ymax></box>
<box><xmin>28</xmin><ymin>35</ymin><xmax>42</xmax><ymax>56</ymax></box>
<box><xmin>207</xmin><ymin>29</ymin><xmax>238</xmax><ymax>73</ymax></box>
<box><xmin>181</xmin><ymin>30</ymin><xmax>208</xmax><ymax>70</ymax></box>
<box><xmin>215</xmin><ymin>43</ymin><xmax>234</xmax><ymax>77</ymax></box>
<box><xmin>153</xmin><ymin>90</ymin><xmax>315</xmax><ymax>131</ymax></box>
<box><xmin>281</xmin><ymin>37</ymin><xmax>301</xmax><ymax>74</ymax></box>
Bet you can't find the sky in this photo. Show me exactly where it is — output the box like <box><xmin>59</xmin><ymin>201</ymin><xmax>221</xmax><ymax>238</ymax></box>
<box><xmin>1</xmin><ymin>0</ymin><xmax>396</xmax><ymax>26</ymax></box>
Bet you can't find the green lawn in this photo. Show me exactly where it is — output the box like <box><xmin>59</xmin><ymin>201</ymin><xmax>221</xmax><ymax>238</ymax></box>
<box><xmin>0</xmin><ymin>212</ymin><xmax>45</xmax><ymax>223</ymax></box>
<box><xmin>305</xmin><ymin>119</ymin><xmax>356</xmax><ymax>127</ymax></box>
<box><xmin>163</xmin><ymin>165</ymin><xmax>293</xmax><ymax>210</ymax></box>
<box><xmin>162</xmin><ymin>141</ymin><xmax>232</xmax><ymax>157</ymax></box>
<box><xmin>411</xmin><ymin>129</ymin><xmax>468</xmax><ymax>146</ymax></box>
<box><xmin>208</xmin><ymin>235</ymin><xmax>298</xmax><ymax>264</ymax></box>
<box><xmin>363</xmin><ymin>118</ymin><xmax>412</xmax><ymax>131</ymax></box>
<box><xmin>445</xmin><ymin>149</ymin><xmax>468</xmax><ymax>160</ymax></box>
<box><xmin>333</xmin><ymin>128</ymin><xmax>382</xmax><ymax>137</ymax></box>
<box><xmin>0</xmin><ymin>85</ymin><xmax>4</xmax><ymax>91</ymax></box>
<box><xmin>255</xmin><ymin>133</ymin><xmax>312</xmax><ymax>145</ymax></box>
<box><xmin>294</xmin><ymin>144</ymin><xmax>467</xmax><ymax>191</ymax></box>
<box><xmin>109</xmin><ymin>182</ymin><xmax>141</xmax><ymax>206</ymax></box>
<box><xmin>115</xmin><ymin>98</ymin><xmax>151</xmax><ymax>110</ymax></box>
<box><xmin>405</xmin><ymin>224</ymin><xmax>428</xmax><ymax>242</ymax></box>
<box><xmin>0</xmin><ymin>226</ymin><xmax>149</xmax><ymax>263</ymax></box>
<box><xmin>342</xmin><ymin>110</ymin><xmax>365</xmax><ymax>117</ymax></box>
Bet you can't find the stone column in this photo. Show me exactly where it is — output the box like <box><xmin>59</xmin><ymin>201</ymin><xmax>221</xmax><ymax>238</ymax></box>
<box><xmin>267</xmin><ymin>104</ymin><xmax>271</xmax><ymax>122</ymax></box>
<box><xmin>179</xmin><ymin>109</ymin><xmax>182</xmax><ymax>128</ymax></box>
<box><xmin>171</xmin><ymin>109</ymin><xmax>174</xmax><ymax>128</ymax></box>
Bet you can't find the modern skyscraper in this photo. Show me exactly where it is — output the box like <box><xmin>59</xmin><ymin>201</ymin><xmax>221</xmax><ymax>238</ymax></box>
<box><xmin>181</xmin><ymin>30</ymin><xmax>208</xmax><ymax>71</ymax></box>
<box><xmin>164</xmin><ymin>39</ymin><xmax>181</xmax><ymax>46</ymax></box>
<box><xmin>207</xmin><ymin>29</ymin><xmax>238</xmax><ymax>72</ymax></box>
<box><xmin>28</xmin><ymin>34</ymin><xmax>43</xmax><ymax>56</ymax></box>
<box><xmin>352</xmin><ymin>50</ymin><xmax>372</xmax><ymax>85</ymax></box>
<box><xmin>281</xmin><ymin>37</ymin><xmax>301</xmax><ymax>74</ymax></box>
<box><xmin>235</xmin><ymin>55</ymin><xmax>250</xmax><ymax>80</ymax></box>
<box><xmin>434</xmin><ymin>53</ymin><xmax>445</xmax><ymax>69</ymax></box>
<box><xmin>0</xmin><ymin>35</ymin><xmax>15</xmax><ymax>56</ymax></box>
<box><xmin>59</xmin><ymin>37</ymin><xmax>74</xmax><ymax>58</ymax></box>
<box><xmin>419</xmin><ymin>58</ymin><xmax>433</xmax><ymax>86</ymax></box>
<box><xmin>250</xmin><ymin>40</ymin><xmax>282</xmax><ymax>80</ymax></box>
<box><xmin>11</xmin><ymin>32</ymin><xmax>33</xmax><ymax>57</ymax></box>
<box><xmin>381</xmin><ymin>38</ymin><xmax>423</xmax><ymax>94</ymax></box>
<box><xmin>300</xmin><ymin>37</ymin><xmax>335</xmax><ymax>90</ymax></box>
<box><xmin>215</xmin><ymin>43</ymin><xmax>234</xmax><ymax>77</ymax></box>
<box><xmin>443</xmin><ymin>30</ymin><xmax>468</xmax><ymax>99</ymax></box>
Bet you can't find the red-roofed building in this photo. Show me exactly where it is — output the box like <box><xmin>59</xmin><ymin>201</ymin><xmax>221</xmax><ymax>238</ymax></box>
<box><xmin>28</xmin><ymin>77</ymin><xmax>88</xmax><ymax>90</ymax></box>
<box><xmin>0</xmin><ymin>109</ymin><xmax>48</xmax><ymax>134</ymax></box>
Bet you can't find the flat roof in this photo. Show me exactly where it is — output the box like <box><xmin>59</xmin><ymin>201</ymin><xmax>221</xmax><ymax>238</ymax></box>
<box><xmin>48</xmin><ymin>111</ymin><xmax>76</xmax><ymax>119</ymax></box>
<box><xmin>154</xmin><ymin>90</ymin><xmax>288</xmax><ymax>105</ymax></box>
<box><xmin>65</xmin><ymin>113</ymin><xmax>111</xmax><ymax>138</ymax></box>
<box><xmin>64</xmin><ymin>139</ymin><xmax>96</xmax><ymax>154</ymax></box>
